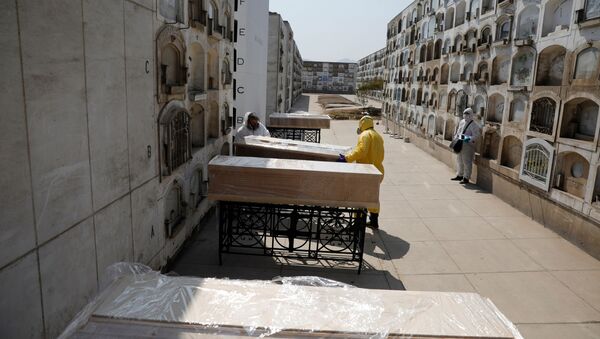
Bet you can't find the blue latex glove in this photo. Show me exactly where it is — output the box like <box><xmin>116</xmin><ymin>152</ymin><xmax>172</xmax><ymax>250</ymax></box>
<box><xmin>337</xmin><ymin>154</ymin><xmax>347</xmax><ymax>162</ymax></box>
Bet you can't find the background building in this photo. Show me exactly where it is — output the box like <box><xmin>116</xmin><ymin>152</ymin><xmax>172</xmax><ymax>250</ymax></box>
<box><xmin>381</xmin><ymin>0</ymin><xmax>600</xmax><ymax>258</ymax></box>
<box><xmin>233</xmin><ymin>0</ymin><xmax>269</xmax><ymax>126</ymax></box>
<box><xmin>266</xmin><ymin>12</ymin><xmax>304</xmax><ymax>116</ymax></box>
<box><xmin>357</xmin><ymin>47</ymin><xmax>386</xmax><ymax>100</ymax></box>
<box><xmin>1</xmin><ymin>0</ymin><xmax>236</xmax><ymax>337</ymax></box>
<box><xmin>302</xmin><ymin>61</ymin><xmax>357</xmax><ymax>94</ymax></box>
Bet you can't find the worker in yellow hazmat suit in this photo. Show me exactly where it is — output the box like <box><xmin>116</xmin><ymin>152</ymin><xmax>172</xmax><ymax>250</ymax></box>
<box><xmin>338</xmin><ymin>115</ymin><xmax>384</xmax><ymax>229</ymax></box>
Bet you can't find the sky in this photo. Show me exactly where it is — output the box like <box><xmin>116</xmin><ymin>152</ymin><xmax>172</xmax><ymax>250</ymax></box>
<box><xmin>268</xmin><ymin>0</ymin><xmax>412</xmax><ymax>63</ymax></box>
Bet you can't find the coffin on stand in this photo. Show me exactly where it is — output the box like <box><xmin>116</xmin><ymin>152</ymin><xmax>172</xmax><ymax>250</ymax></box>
<box><xmin>72</xmin><ymin>273</ymin><xmax>523</xmax><ymax>338</ymax></box>
<box><xmin>268</xmin><ymin>112</ymin><xmax>331</xmax><ymax>129</ymax></box>
<box><xmin>235</xmin><ymin>136</ymin><xmax>351</xmax><ymax>162</ymax></box>
<box><xmin>208</xmin><ymin>155</ymin><xmax>381</xmax><ymax>209</ymax></box>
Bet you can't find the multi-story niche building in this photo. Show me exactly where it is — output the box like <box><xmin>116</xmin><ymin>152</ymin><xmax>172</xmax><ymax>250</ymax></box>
<box><xmin>302</xmin><ymin>61</ymin><xmax>358</xmax><ymax>94</ymax></box>
<box><xmin>381</xmin><ymin>0</ymin><xmax>600</xmax><ymax>258</ymax></box>
<box><xmin>0</xmin><ymin>0</ymin><xmax>236</xmax><ymax>337</ymax></box>
<box><xmin>267</xmin><ymin>13</ymin><xmax>304</xmax><ymax>116</ymax></box>
<box><xmin>357</xmin><ymin>47</ymin><xmax>387</xmax><ymax>99</ymax></box>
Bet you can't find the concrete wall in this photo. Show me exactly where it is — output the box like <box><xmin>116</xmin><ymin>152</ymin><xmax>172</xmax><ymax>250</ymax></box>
<box><xmin>233</xmin><ymin>0</ymin><xmax>269</xmax><ymax>126</ymax></box>
<box><xmin>0</xmin><ymin>0</ymin><xmax>234</xmax><ymax>337</ymax></box>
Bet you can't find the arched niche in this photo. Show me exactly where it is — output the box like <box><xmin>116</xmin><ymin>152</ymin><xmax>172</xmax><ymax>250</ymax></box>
<box><xmin>470</xmin><ymin>0</ymin><xmax>480</xmax><ymax>19</ymax></box>
<box><xmin>593</xmin><ymin>166</ymin><xmax>600</xmax><ymax>204</ymax></box>
<box><xmin>509</xmin><ymin>96</ymin><xmax>527</xmax><ymax>122</ymax></box>
<box><xmin>444</xmin><ymin>118</ymin><xmax>456</xmax><ymax>141</ymax></box>
<box><xmin>510</xmin><ymin>48</ymin><xmax>536</xmax><ymax>87</ymax></box>
<box><xmin>456</xmin><ymin>90</ymin><xmax>468</xmax><ymax>115</ymax></box>
<box><xmin>208</xmin><ymin>100</ymin><xmax>219</xmax><ymax>139</ymax></box>
<box><xmin>500</xmin><ymin>135</ymin><xmax>523</xmax><ymax>169</ymax></box>
<box><xmin>456</xmin><ymin>1</ymin><xmax>466</xmax><ymax>25</ymax></box>
<box><xmin>207</xmin><ymin>48</ymin><xmax>219</xmax><ymax>89</ymax></box>
<box><xmin>555</xmin><ymin>152</ymin><xmax>590</xmax><ymax>199</ymax></box>
<box><xmin>560</xmin><ymin>98</ymin><xmax>599</xmax><ymax>142</ymax></box>
<box><xmin>158</xmin><ymin>104</ymin><xmax>191</xmax><ymax>176</ymax></box>
<box><xmin>189</xmin><ymin>43</ymin><xmax>206</xmax><ymax>95</ymax></box>
<box><xmin>157</xmin><ymin>26</ymin><xmax>186</xmax><ymax>101</ymax></box>
<box><xmin>434</xmin><ymin>39</ymin><xmax>442</xmax><ymax>59</ymax></box>
<box><xmin>487</xmin><ymin>94</ymin><xmax>505</xmax><ymax>123</ymax></box>
<box><xmin>496</xmin><ymin>17</ymin><xmax>511</xmax><ymax>41</ymax></box>
<box><xmin>189</xmin><ymin>167</ymin><xmax>205</xmax><ymax>209</ymax></box>
<box><xmin>474</xmin><ymin>95</ymin><xmax>486</xmax><ymax>116</ymax></box>
<box><xmin>448</xmin><ymin>90</ymin><xmax>457</xmax><ymax>113</ymax></box>
<box><xmin>427</xmin><ymin>114</ymin><xmax>436</xmax><ymax>136</ymax></box>
<box><xmin>535</xmin><ymin>46</ymin><xmax>565</xmax><ymax>86</ymax></box>
<box><xmin>441</xmin><ymin>63</ymin><xmax>450</xmax><ymax>84</ymax></box>
<box><xmin>445</xmin><ymin>7</ymin><xmax>455</xmax><ymax>29</ymax></box>
<box><xmin>435</xmin><ymin>115</ymin><xmax>445</xmax><ymax>137</ymax></box>
<box><xmin>480</xmin><ymin>26</ymin><xmax>492</xmax><ymax>45</ymax></box>
<box><xmin>530</xmin><ymin>97</ymin><xmax>557</xmax><ymax>135</ymax></box>
<box><xmin>220</xmin><ymin>142</ymin><xmax>230</xmax><ymax>155</ymax></box>
<box><xmin>516</xmin><ymin>5</ymin><xmax>540</xmax><ymax>40</ymax></box>
<box><xmin>190</xmin><ymin>103</ymin><xmax>205</xmax><ymax>148</ymax></box>
<box><xmin>541</xmin><ymin>0</ymin><xmax>573</xmax><ymax>37</ymax></box>
<box><xmin>463</xmin><ymin>63</ymin><xmax>474</xmax><ymax>80</ymax></box>
<box><xmin>573</xmin><ymin>47</ymin><xmax>600</xmax><ymax>80</ymax></box>
<box><xmin>492</xmin><ymin>56</ymin><xmax>510</xmax><ymax>85</ymax></box>
<box><xmin>164</xmin><ymin>181</ymin><xmax>185</xmax><ymax>238</ymax></box>
<box><xmin>450</xmin><ymin>62</ymin><xmax>461</xmax><ymax>83</ymax></box>
<box><xmin>483</xmin><ymin>129</ymin><xmax>501</xmax><ymax>160</ymax></box>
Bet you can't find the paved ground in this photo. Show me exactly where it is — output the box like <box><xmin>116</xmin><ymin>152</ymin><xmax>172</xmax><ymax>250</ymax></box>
<box><xmin>171</xmin><ymin>98</ymin><xmax>600</xmax><ymax>338</ymax></box>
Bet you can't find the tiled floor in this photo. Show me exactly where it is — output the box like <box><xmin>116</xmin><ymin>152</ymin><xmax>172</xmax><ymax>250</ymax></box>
<box><xmin>170</xmin><ymin>118</ymin><xmax>600</xmax><ymax>338</ymax></box>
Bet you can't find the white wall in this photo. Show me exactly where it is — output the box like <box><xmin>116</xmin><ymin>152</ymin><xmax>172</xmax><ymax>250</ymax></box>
<box><xmin>234</xmin><ymin>0</ymin><xmax>269</xmax><ymax>126</ymax></box>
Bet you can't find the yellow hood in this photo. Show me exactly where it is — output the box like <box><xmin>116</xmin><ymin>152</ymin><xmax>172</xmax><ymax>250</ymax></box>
<box><xmin>358</xmin><ymin>116</ymin><xmax>374</xmax><ymax>132</ymax></box>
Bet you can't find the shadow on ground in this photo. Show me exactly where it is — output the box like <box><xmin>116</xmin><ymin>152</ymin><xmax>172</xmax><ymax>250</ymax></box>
<box><xmin>167</xmin><ymin>208</ymin><xmax>407</xmax><ymax>291</ymax></box>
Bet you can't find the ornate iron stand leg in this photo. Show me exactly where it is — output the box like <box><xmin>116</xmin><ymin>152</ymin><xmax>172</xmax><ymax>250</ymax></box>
<box><xmin>218</xmin><ymin>202</ymin><xmax>223</xmax><ymax>265</ymax></box>
<box><xmin>357</xmin><ymin>210</ymin><xmax>367</xmax><ymax>274</ymax></box>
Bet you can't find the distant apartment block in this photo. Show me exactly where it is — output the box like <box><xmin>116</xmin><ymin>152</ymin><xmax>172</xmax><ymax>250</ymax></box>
<box><xmin>302</xmin><ymin>61</ymin><xmax>357</xmax><ymax>94</ymax></box>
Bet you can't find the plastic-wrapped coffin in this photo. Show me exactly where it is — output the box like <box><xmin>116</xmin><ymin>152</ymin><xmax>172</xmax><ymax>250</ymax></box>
<box><xmin>208</xmin><ymin>155</ymin><xmax>382</xmax><ymax>209</ymax></box>
<box><xmin>71</xmin><ymin>270</ymin><xmax>523</xmax><ymax>338</ymax></box>
<box><xmin>235</xmin><ymin>136</ymin><xmax>351</xmax><ymax>162</ymax></box>
<box><xmin>268</xmin><ymin>112</ymin><xmax>331</xmax><ymax>129</ymax></box>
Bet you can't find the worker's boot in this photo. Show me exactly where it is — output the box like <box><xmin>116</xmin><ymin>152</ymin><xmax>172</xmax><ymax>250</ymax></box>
<box><xmin>367</xmin><ymin>213</ymin><xmax>379</xmax><ymax>230</ymax></box>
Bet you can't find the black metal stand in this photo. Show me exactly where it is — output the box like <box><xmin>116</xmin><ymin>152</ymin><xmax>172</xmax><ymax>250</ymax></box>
<box><xmin>268</xmin><ymin>128</ymin><xmax>321</xmax><ymax>143</ymax></box>
<box><xmin>218</xmin><ymin>201</ymin><xmax>367</xmax><ymax>273</ymax></box>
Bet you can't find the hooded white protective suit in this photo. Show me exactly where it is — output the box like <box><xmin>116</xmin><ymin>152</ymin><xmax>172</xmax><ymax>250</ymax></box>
<box><xmin>235</xmin><ymin>112</ymin><xmax>270</xmax><ymax>143</ymax></box>
<box><xmin>453</xmin><ymin>108</ymin><xmax>481</xmax><ymax>181</ymax></box>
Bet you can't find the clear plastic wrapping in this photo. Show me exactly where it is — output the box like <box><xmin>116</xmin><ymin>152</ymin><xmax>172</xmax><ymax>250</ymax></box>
<box><xmin>62</xmin><ymin>262</ymin><xmax>523</xmax><ymax>338</ymax></box>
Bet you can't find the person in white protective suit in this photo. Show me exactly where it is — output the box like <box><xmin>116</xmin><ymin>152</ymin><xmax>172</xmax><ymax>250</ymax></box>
<box><xmin>234</xmin><ymin>112</ymin><xmax>270</xmax><ymax>143</ymax></box>
<box><xmin>451</xmin><ymin>108</ymin><xmax>481</xmax><ymax>184</ymax></box>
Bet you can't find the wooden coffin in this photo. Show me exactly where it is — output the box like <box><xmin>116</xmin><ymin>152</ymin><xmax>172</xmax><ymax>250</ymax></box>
<box><xmin>75</xmin><ymin>275</ymin><xmax>522</xmax><ymax>338</ymax></box>
<box><xmin>234</xmin><ymin>136</ymin><xmax>351</xmax><ymax>161</ymax></box>
<box><xmin>268</xmin><ymin>112</ymin><xmax>331</xmax><ymax>129</ymax></box>
<box><xmin>208</xmin><ymin>155</ymin><xmax>381</xmax><ymax>209</ymax></box>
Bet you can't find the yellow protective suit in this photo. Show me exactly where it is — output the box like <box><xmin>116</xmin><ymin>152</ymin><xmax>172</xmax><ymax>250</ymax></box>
<box><xmin>345</xmin><ymin>116</ymin><xmax>384</xmax><ymax>213</ymax></box>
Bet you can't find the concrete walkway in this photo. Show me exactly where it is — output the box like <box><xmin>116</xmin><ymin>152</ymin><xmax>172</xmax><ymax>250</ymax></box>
<box><xmin>171</xmin><ymin>120</ymin><xmax>600</xmax><ymax>339</ymax></box>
